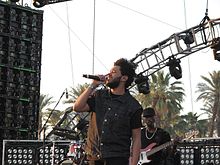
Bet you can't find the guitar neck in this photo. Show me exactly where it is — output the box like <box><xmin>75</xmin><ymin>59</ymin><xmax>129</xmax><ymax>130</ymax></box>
<box><xmin>146</xmin><ymin>141</ymin><xmax>173</xmax><ymax>156</ymax></box>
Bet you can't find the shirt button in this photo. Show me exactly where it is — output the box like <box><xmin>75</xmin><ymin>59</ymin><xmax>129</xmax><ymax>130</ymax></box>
<box><xmin>104</xmin><ymin>119</ymin><xmax>107</xmax><ymax>122</ymax></box>
<box><xmin>102</xmin><ymin>130</ymin><xmax>104</xmax><ymax>134</ymax></box>
<box><xmin>108</xmin><ymin>107</ymin><xmax>111</xmax><ymax>110</ymax></box>
<box><xmin>100</xmin><ymin>143</ymin><xmax>103</xmax><ymax>146</ymax></box>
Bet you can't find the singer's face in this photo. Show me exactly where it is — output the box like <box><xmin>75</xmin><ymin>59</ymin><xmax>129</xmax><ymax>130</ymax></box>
<box><xmin>106</xmin><ymin>66</ymin><xmax>122</xmax><ymax>89</ymax></box>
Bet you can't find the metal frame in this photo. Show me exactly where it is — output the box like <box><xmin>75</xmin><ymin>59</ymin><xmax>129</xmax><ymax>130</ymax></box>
<box><xmin>131</xmin><ymin>17</ymin><xmax>220</xmax><ymax>78</ymax></box>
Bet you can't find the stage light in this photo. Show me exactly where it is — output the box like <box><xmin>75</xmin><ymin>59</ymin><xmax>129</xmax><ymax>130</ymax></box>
<box><xmin>200</xmin><ymin>146</ymin><xmax>220</xmax><ymax>165</ymax></box>
<box><xmin>211</xmin><ymin>37</ymin><xmax>220</xmax><ymax>61</ymax></box>
<box><xmin>135</xmin><ymin>75</ymin><xmax>150</xmax><ymax>94</ymax></box>
<box><xmin>38</xmin><ymin>146</ymin><xmax>65</xmax><ymax>165</ymax></box>
<box><xmin>10</xmin><ymin>0</ymin><xmax>20</xmax><ymax>3</ymax></box>
<box><xmin>33</xmin><ymin>0</ymin><xmax>47</xmax><ymax>8</ymax></box>
<box><xmin>182</xmin><ymin>31</ymin><xmax>194</xmax><ymax>45</ymax></box>
<box><xmin>166</xmin><ymin>56</ymin><xmax>182</xmax><ymax>79</ymax></box>
<box><xmin>178</xmin><ymin>138</ymin><xmax>220</xmax><ymax>165</ymax></box>
<box><xmin>6</xmin><ymin>147</ymin><xmax>35</xmax><ymax>165</ymax></box>
<box><xmin>3</xmin><ymin>140</ymin><xmax>72</xmax><ymax>165</ymax></box>
<box><xmin>180</xmin><ymin>147</ymin><xmax>194</xmax><ymax>165</ymax></box>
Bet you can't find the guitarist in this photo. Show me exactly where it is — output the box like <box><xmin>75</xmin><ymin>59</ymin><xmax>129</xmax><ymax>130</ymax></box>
<box><xmin>140</xmin><ymin>107</ymin><xmax>171</xmax><ymax>165</ymax></box>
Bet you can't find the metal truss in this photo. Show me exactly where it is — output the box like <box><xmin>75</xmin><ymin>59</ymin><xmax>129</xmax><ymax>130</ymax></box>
<box><xmin>131</xmin><ymin>17</ymin><xmax>220</xmax><ymax>78</ymax></box>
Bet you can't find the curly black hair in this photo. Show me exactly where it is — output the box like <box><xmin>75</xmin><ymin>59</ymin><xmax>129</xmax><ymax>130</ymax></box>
<box><xmin>114</xmin><ymin>58</ymin><xmax>136</xmax><ymax>88</ymax></box>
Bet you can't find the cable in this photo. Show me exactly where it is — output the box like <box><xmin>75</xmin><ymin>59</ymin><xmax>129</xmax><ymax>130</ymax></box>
<box><xmin>48</xmin><ymin>0</ymin><xmax>186</xmax><ymax>75</ymax></box>
<box><xmin>48</xmin><ymin>5</ymin><xmax>108</xmax><ymax>71</ymax></box>
<box><xmin>183</xmin><ymin>0</ymin><xmax>194</xmax><ymax>113</ymax></box>
<box><xmin>92</xmin><ymin>0</ymin><xmax>96</xmax><ymax>74</ymax></box>
<box><xmin>105</xmin><ymin>0</ymin><xmax>183</xmax><ymax>31</ymax></box>
<box><xmin>65</xmin><ymin>2</ymin><xmax>75</xmax><ymax>87</ymax></box>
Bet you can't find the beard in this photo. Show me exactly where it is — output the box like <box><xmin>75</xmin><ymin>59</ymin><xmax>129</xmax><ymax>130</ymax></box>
<box><xmin>106</xmin><ymin>76</ymin><xmax>122</xmax><ymax>89</ymax></box>
<box><xmin>146</xmin><ymin>118</ymin><xmax>156</xmax><ymax>128</ymax></box>
<box><xmin>146</xmin><ymin>122</ymin><xmax>155</xmax><ymax>129</ymax></box>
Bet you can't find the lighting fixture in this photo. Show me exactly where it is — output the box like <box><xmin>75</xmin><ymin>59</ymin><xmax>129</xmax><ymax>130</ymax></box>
<box><xmin>3</xmin><ymin>140</ymin><xmax>70</xmax><ymax>165</ymax></box>
<box><xmin>135</xmin><ymin>75</ymin><xmax>150</xmax><ymax>94</ymax></box>
<box><xmin>10</xmin><ymin>0</ymin><xmax>20</xmax><ymax>3</ymax></box>
<box><xmin>166</xmin><ymin>56</ymin><xmax>182</xmax><ymax>79</ymax></box>
<box><xmin>211</xmin><ymin>37</ymin><xmax>220</xmax><ymax>61</ymax></box>
<box><xmin>200</xmin><ymin>147</ymin><xmax>220</xmax><ymax>165</ymax></box>
<box><xmin>33</xmin><ymin>0</ymin><xmax>47</xmax><ymax>8</ymax></box>
<box><xmin>182</xmin><ymin>31</ymin><xmax>194</xmax><ymax>45</ymax></box>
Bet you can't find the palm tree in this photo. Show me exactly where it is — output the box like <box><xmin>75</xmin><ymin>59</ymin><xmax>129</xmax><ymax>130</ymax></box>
<box><xmin>175</xmin><ymin>112</ymin><xmax>208</xmax><ymax>138</ymax></box>
<box><xmin>196</xmin><ymin>70</ymin><xmax>220</xmax><ymax>137</ymax></box>
<box><xmin>42</xmin><ymin>108</ymin><xmax>64</xmax><ymax>126</ymax></box>
<box><xmin>64</xmin><ymin>83</ymin><xmax>90</xmax><ymax>119</ymax></box>
<box><xmin>65</xmin><ymin>83</ymin><xmax>90</xmax><ymax>104</ymax></box>
<box><xmin>55</xmin><ymin>84</ymin><xmax>91</xmax><ymax>140</ymax></box>
<box><xmin>38</xmin><ymin>94</ymin><xmax>54</xmax><ymax>139</ymax></box>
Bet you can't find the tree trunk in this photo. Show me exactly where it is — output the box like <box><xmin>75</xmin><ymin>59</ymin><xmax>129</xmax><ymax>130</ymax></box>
<box><xmin>209</xmin><ymin>102</ymin><xmax>218</xmax><ymax>137</ymax></box>
<box><xmin>216</xmin><ymin>118</ymin><xmax>220</xmax><ymax>137</ymax></box>
<box><xmin>216</xmin><ymin>105</ymin><xmax>220</xmax><ymax>137</ymax></box>
<box><xmin>152</xmin><ymin>95</ymin><xmax>161</xmax><ymax>127</ymax></box>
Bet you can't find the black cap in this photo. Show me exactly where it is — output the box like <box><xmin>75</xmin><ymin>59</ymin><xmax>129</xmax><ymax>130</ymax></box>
<box><xmin>143</xmin><ymin>107</ymin><xmax>155</xmax><ymax>117</ymax></box>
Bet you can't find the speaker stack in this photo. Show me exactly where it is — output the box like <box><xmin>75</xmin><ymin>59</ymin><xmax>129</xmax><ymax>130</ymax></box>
<box><xmin>0</xmin><ymin>1</ymin><xmax>43</xmax><ymax>163</ymax></box>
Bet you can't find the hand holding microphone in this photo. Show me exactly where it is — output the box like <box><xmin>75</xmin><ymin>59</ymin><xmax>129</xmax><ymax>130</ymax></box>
<box><xmin>82</xmin><ymin>74</ymin><xmax>107</xmax><ymax>82</ymax></box>
<box><xmin>82</xmin><ymin>74</ymin><xmax>101</xmax><ymax>81</ymax></box>
<box><xmin>83</xmin><ymin>74</ymin><xmax>108</xmax><ymax>90</ymax></box>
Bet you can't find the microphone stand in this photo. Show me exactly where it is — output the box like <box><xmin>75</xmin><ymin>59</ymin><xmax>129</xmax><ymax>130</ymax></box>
<box><xmin>38</xmin><ymin>89</ymin><xmax>65</xmax><ymax>164</ymax></box>
<box><xmin>39</xmin><ymin>89</ymin><xmax>65</xmax><ymax>138</ymax></box>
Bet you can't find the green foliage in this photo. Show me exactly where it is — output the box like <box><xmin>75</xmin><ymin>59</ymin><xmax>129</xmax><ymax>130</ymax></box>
<box><xmin>133</xmin><ymin>70</ymin><xmax>209</xmax><ymax>138</ymax></box>
<box><xmin>38</xmin><ymin>94</ymin><xmax>55</xmax><ymax>139</ymax></box>
<box><xmin>196</xmin><ymin>70</ymin><xmax>220</xmax><ymax>137</ymax></box>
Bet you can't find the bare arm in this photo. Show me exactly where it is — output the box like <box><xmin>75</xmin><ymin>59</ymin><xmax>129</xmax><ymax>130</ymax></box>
<box><xmin>130</xmin><ymin>127</ymin><xmax>141</xmax><ymax>165</ymax></box>
<box><xmin>73</xmin><ymin>84</ymin><xmax>96</xmax><ymax>112</ymax></box>
<box><xmin>73</xmin><ymin>79</ymin><xmax>102</xmax><ymax>112</ymax></box>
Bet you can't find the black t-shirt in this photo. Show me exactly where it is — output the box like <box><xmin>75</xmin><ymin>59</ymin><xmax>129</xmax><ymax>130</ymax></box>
<box><xmin>87</xmin><ymin>92</ymin><xmax>142</xmax><ymax>129</ymax></box>
<box><xmin>86</xmin><ymin>89</ymin><xmax>143</xmax><ymax>158</ymax></box>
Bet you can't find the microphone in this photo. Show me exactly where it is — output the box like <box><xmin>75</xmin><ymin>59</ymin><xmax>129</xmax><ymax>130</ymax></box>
<box><xmin>82</xmin><ymin>74</ymin><xmax>101</xmax><ymax>81</ymax></box>
<box><xmin>65</xmin><ymin>89</ymin><xmax>68</xmax><ymax>99</ymax></box>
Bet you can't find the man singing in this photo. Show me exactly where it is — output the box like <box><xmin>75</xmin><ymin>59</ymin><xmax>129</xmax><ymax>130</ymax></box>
<box><xmin>74</xmin><ymin>58</ymin><xmax>143</xmax><ymax>165</ymax></box>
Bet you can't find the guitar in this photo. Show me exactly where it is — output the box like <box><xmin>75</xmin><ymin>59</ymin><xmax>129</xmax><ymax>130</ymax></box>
<box><xmin>137</xmin><ymin>130</ymin><xmax>199</xmax><ymax>165</ymax></box>
<box><xmin>137</xmin><ymin>140</ymin><xmax>174</xmax><ymax>165</ymax></box>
